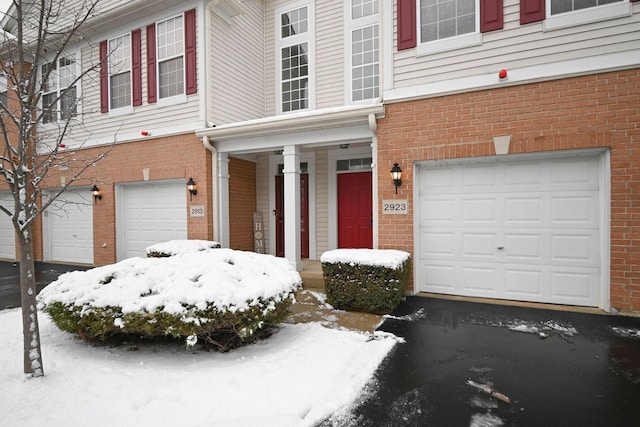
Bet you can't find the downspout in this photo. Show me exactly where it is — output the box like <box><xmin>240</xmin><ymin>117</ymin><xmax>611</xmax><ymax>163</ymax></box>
<box><xmin>201</xmin><ymin>0</ymin><xmax>221</xmax><ymax>242</ymax></box>
<box><xmin>369</xmin><ymin>113</ymin><xmax>379</xmax><ymax>249</ymax></box>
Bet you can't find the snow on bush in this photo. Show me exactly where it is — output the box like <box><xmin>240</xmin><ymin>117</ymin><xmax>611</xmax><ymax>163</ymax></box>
<box><xmin>145</xmin><ymin>239</ymin><xmax>221</xmax><ymax>257</ymax></box>
<box><xmin>38</xmin><ymin>247</ymin><xmax>302</xmax><ymax>351</ymax></box>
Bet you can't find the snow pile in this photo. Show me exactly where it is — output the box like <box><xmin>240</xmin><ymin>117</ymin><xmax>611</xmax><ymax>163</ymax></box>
<box><xmin>320</xmin><ymin>248</ymin><xmax>411</xmax><ymax>269</ymax></box>
<box><xmin>507</xmin><ymin>320</ymin><xmax>577</xmax><ymax>338</ymax></box>
<box><xmin>0</xmin><ymin>308</ymin><xmax>400</xmax><ymax>426</ymax></box>
<box><xmin>38</xmin><ymin>249</ymin><xmax>301</xmax><ymax>316</ymax></box>
<box><xmin>611</xmin><ymin>326</ymin><xmax>640</xmax><ymax>339</ymax></box>
<box><xmin>145</xmin><ymin>239</ymin><xmax>220</xmax><ymax>257</ymax></box>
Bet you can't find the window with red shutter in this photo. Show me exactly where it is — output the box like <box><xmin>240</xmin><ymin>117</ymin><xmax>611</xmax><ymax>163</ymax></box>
<box><xmin>397</xmin><ymin>0</ymin><xmax>416</xmax><ymax>51</ymax></box>
<box><xmin>520</xmin><ymin>0</ymin><xmax>545</xmax><ymax>24</ymax></box>
<box><xmin>132</xmin><ymin>29</ymin><xmax>142</xmax><ymax>106</ymax></box>
<box><xmin>99</xmin><ymin>40</ymin><xmax>108</xmax><ymax>113</ymax></box>
<box><xmin>480</xmin><ymin>0</ymin><xmax>504</xmax><ymax>32</ymax></box>
<box><xmin>146</xmin><ymin>24</ymin><xmax>157</xmax><ymax>104</ymax></box>
<box><xmin>185</xmin><ymin>9</ymin><xmax>197</xmax><ymax>95</ymax></box>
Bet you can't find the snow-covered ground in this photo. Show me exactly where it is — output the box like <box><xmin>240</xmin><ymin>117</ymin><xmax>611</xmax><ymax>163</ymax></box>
<box><xmin>2</xmin><ymin>244</ymin><xmax>401</xmax><ymax>426</ymax></box>
<box><xmin>1</xmin><ymin>309</ymin><xmax>398</xmax><ymax>426</ymax></box>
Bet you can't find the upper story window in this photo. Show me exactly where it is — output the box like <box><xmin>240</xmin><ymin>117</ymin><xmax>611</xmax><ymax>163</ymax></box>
<box><xmin>420</xmin><ymin>0</ymin><xmax>476</xmax><ymax>42</ymax></box>
<box><xmin>42</xmin><ymin>54</ymin><xmax>77</xmax><ymax>124</ymax></box>
<box><xmin>349</xmin><ymin>0</ymin><xmax>379</xmax><ymax>103</ymax></box>
<box><xmin>108</xmin><ymin>34</ymin><xmax>131</xmax><ymax>110</ymax></box>
<box><xmin>157</xmin><ymin>15</ymin><xmax>184</xmax><ymax>99</ymax></box>
<box><xmin>540</xmin><ymin>0</ymin><xmax>630</xmax><ymax>30</ymax></box>
<box><xmin>276</xmin><ymin>2</ymin><xmax>315</xmax><ymax>113</ymax></box>
<box><xmin>550</xmin><ymin>0</ymin><xmax>622</xmax><ymax>15</ymax></box>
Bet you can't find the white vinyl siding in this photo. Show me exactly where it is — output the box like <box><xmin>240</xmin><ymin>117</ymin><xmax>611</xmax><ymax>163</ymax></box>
<box><xmin>209</xmin><ymin>0</ymin><xmax>265</xmax><ymax>124</ymax></box>
<box><xmin>388</xmin><ymin>0</ymin><xmax>639</xmax><ymax>94</ymax></box>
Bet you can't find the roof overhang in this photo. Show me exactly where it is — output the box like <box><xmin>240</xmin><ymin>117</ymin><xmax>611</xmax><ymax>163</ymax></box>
<box><xmin>196</xmin><ymin>104</ymin><xmax>385</xmax><ymax>154</ymax></box>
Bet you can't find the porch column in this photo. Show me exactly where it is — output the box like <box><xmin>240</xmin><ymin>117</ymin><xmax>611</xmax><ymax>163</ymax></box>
<box><xmin>217</xmin><ymin>152</ymin><xmax>230</xmax><ymax>248</ymax></box>
<box><xmin>283</xmin><ymin>145</ymin><xmax>301</xmax><ymax>271</ymax></box>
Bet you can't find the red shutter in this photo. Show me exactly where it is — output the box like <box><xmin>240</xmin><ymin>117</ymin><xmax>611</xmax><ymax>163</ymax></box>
<box><xmin>185</xmin><ymin>9</ymin><xmax>197</xmax><ymax>95</ymax></box>
<box><xmin>132</xmin><ymin>29</ymin><xmax>142</xmax><ymax>106</ymax></box>
<box><xmin>480</xmin><ymin>0</ymin><xmax>503</xmax><ymax>33</ymax></box>
<box><xmin>397</xmin><ymin>0</ymin><xmax>416</xmax><ymax>51</ymax></box>
<box><xmin>146</xmin><ymin>23</ymin><xmax>157</xmax><ymax>104</ymax></box>
<box><xmin>520</xmin><ymin>0</ymin><xmax>545</xmax><ymax>24</ymax></box>
<box><xmin>631</xmin><ymin>0</ymin><xmax>639</xmax><ymax>3</ymax></box>
<box><xmin>99</xmin><ymin>40</ymin><xmax>108</xmax><ymax>113</ymax></box>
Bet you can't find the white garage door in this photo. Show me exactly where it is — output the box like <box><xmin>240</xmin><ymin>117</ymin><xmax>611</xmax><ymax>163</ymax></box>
<box><xmin>43</xmin><ymin>189</ymin><xmax>94</xmax><ymax>264</ymax></box>
<box><xmin>0</xmin><ymin>191</ymin><xmax>16</xmax><ymax>260</ymax></box>
<box><xmin>416</xmin><ymin>153</ymin><xmax>604</xmax><ymax>307</ymax></box>
<box><xmin>117</xmin><ymin>180</ymin><xmax>187</xmax><ymax>260</ymax></box>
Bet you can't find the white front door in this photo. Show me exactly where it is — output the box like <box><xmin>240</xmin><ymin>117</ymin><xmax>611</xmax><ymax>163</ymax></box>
<box><xmin>117</xmin><ymin>180</ymin><xmax>187</xmax><ymax>260</ymax></box>
<box><xmin>416</xmin><ymin>152</ymin><xmax>604</xmax><ymax>307</ymax></box>
<box><xmin>43</xmin><ymin>189</ymin><xmax>94</xmax><ymax>264</ymax></box>
<box><xmin>0</xmin><ymin>191</ymin><xmax>16</xmax><ymax>260</ymax></box>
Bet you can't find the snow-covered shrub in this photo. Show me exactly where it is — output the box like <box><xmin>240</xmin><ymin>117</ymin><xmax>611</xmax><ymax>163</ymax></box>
<box><xmin>321</xmin><ymin>249</ymin><xmax>411</xmax><ymax>314</ymax></box>
<box><xmin>145</xmin><ymin>239</ymin><xmax>221</xmax><ymax>257</ymax></box>
<box><xmin>38</xmin><ymin>249</ymin><xmax>301</xmax><ymax>351</ymax></box>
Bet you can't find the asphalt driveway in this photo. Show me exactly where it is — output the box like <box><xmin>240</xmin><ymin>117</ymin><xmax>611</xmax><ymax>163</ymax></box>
<box><xmin>346</xmin><ymin>296</ymin><xmax>640</xmax><ymax>427</ymax></box>
<box><xmin>0</xmin><ymin>261</ymin><xmax>89</xmax><ymax>310</ymax></box>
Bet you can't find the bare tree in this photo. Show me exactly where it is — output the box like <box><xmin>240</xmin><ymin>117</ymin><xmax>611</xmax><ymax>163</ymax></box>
<box><xmin>0</xmin><ymin>0</ymin><xmax>109</xmax><ymax>377</ymax></box>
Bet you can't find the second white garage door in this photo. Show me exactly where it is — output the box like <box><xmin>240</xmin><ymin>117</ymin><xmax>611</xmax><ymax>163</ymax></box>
<box><xmin>416</xmin><ymin>152</ymin><xmax>605</xmax><ymax>307</ymax></box>
<box><xmin>117</xmin><ymin>180</ymin><xmax>187</xmax><ymax>260</ymax></box>
<box><xmin>0</xmin><ymin>191</ymin><xmax>16</xmax><ymax>260</ymax></box>
<box><xmin>43</xmin><ymin>189</ymin><xmax>94</xmax><ymax>264</ymax></box>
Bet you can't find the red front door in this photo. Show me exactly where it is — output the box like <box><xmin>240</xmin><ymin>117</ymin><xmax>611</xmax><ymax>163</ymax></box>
<box><xmin>338</xmin><ymin>171</ymin><xmax>372</xmax><ymax>248</ymax></box>
<box><xmin>275</xmin><ymin>174</ymin><xmax>309</xmax><ymax>258</ymax></box>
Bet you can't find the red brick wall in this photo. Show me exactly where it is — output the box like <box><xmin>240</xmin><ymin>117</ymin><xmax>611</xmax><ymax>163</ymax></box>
<box><xmin>228</xmin><ymin>157</ymin><xmax>257</xmax><ymax>251</ymax></box>
<box><xmin>35</xmin><ymin>133</ymin><xmax>213</xmax><ymax>265</ymax></box>
<box><xmin>377</xmin><ymin>69</ymin><xmax>640</xmax><ymax>312</ymax></box>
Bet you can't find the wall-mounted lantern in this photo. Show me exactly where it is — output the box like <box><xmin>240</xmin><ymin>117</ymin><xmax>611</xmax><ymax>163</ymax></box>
<box><xmin>187</xmin><ymin>177</ymin><xmax>197</xmax><ymax>201</ymax></box>
<box><xmin>390</xmin><ymin>163</ymin><xmax>402</xmax><ymax>194</ymax></box>
<box><xmin>91</xmin><ymin>185</ymin><xmax>102</xmax><ymax>204</ymax></box>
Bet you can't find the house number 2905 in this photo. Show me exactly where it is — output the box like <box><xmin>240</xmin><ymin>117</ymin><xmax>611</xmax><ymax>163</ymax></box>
<box><xmin>382</xmin><ymin>200</ymin><xmax>408</xmax><ymax>214</ymax></box>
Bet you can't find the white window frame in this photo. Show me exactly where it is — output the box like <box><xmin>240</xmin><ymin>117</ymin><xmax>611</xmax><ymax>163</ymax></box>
<box><xmin>543</xmin><ymin>0</ymin><xmax>632</xmax><ymax>31</ymax></box>
<box><xmin>415</xmin><ymin>0</ymin><xmax>482</xmax><ymax>57</ymax></box>
<box><xmin>275</xmin><ymin>1</ymin><xmax>316</xmax><ymax>114</ymax></box>
<box><xmin>345</xmin><ymin>0</ymin><xmax>380</xmax><ymax>104</ymax></box>
<box><xmin>40</xmin><ymin>51</ymin><xmax>80</xmax><ymax>125</ymax></box>
<box><xmin>108</xmin><ymin>33</ymin><xmax>133</xmax><ymax>116</ymax></box>
<box><xmin>0</xmin><ymin>73</ymin><xmax>7</xmax><ymax>111</ymax></box>
<box><xmin>156</xmin><ymin>13</ymin><xmax>187</xmax><ymax>107</ymax></box>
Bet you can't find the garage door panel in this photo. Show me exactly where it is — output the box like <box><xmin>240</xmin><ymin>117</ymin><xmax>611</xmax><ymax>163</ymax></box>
<box><xmin>504</xmin><ymin>268</ymin><xmax>543</xmax><ymax>297</ymax></box>
<box><xmin>503</xmin><ymin>234</ymin><xmax>542</xmax><ymax>260</ymax></box>
<box><xmin>462</xmin><ymin>198</ymin><xmax>496</xmax><ymax>222</ymax></box>
<box><xmin>417</xmin><ymin>153</ymin><xmax>603</xmax><ymax>307</ymax></box>
<box><xmin>462</xmin><ymin>233</ymin><xmax>496</xmax><ymax>257</ymax></box>
<box><xmin>551</xmin><ymin>195</ymin><xmax>598</xmax><ymax>225</ymax></box>
<box><xmin>551</xmin><ymin>270</ymin><xmax>598</xmax><ymax>302</ymax></box>
<box><xmin>550</xmin><ymin>234</ymin><xmax>598</xmax><ymax>264</ymax></box>
<box><xmin>422</xmin><ymin>232</ymin><xmax>456</xmax><ymax>256</ymax></box>
<box><xmin>462</xmin><ymin>266</ymin><xmax>498</xmax><ymax>292</ymax></box>
<box><xmin>504</xmin><ymin>197</ymin><xmax>543</xmax><ymax>223</ymax></box>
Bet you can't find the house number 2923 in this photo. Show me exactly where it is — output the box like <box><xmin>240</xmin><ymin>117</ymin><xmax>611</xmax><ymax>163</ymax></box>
<box><xmin>382</xmin><ymin>200</ymin><xmax>408</xmax><ymax>215</ymax></box>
